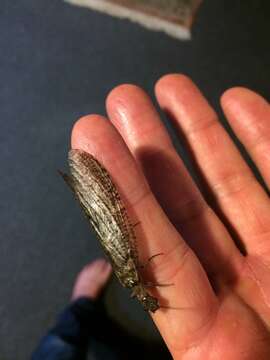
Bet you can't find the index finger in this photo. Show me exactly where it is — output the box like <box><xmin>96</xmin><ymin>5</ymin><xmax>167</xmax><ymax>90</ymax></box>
<box><xmin>71</xmin><ymin>114</ymin><xmax>217</xmax><ymax>354</ymax></box>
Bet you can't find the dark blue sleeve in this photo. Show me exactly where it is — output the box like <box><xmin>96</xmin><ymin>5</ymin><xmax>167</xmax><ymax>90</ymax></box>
<box><xmin>32</xmin><ymin>297</ymin><xmax>97</xmax><ymax>360</ymax></box>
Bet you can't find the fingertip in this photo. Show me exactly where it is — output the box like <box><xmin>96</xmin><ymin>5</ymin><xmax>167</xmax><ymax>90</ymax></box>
<box><xmin>155</xmin><ymin>73</ymin><xmax>194</xmax><ymax>99</ymax></box>
<box><xmin>71</xmin><ymin>114</ymin><xmax>108</xmax><ymax>151</ymax></box>
<box><xmin>221</xmin><ymin>87</ymin><xmax>267</xmax><ymax>111</ymax></box>
<box><xmin>106</xmin><ymin>83</ymin><xmax>144</xmax><ymax>105</ymax></box>
<box><xmin>106</xmin><ymin>83</ymin><xmax>150</xmax><ymax>120</ymax></box>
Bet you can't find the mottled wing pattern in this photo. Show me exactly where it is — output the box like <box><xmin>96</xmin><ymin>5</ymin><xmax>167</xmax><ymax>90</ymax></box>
<box><xmin>62</xmin><ymin>149</ymin><xmax>138</xmax><ymax>272</ymax></box>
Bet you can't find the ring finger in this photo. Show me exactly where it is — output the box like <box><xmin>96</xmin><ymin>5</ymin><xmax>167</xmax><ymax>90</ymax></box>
<box><xmin>155</xmin><ymin>74</ymin><xmax>270</xmax><ymax>256</ymax></box>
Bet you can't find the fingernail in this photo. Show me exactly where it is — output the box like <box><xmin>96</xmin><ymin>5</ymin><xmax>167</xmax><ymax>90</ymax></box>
<box><xmin>100</xmin><ymin>258</ymin><xmax>109</xmax><ymax>268</ymax></box>
<box><xmin>105</xmin><ymin>262</ymin><xmax>112</xmax><ymax>270</ymax></box>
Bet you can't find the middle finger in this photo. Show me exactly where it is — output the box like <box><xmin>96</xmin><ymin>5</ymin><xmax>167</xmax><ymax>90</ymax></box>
<box><xmin>106</xmin><ymin>84</ymin><xmax>241</xmax><ymax>280</ymax></box>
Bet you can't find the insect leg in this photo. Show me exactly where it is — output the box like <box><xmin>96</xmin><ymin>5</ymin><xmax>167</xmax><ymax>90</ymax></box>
<box><xmin>143</xmin><ymin>281</ymin><xmax>174</xmax><ymax>287</ymax></box>
<box><xmin>139</xmin><ymin>253</ymin><xmax>164</xmax><ymax>269</ymax></box>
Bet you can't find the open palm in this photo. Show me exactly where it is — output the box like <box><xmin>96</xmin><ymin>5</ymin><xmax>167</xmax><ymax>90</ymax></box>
<box><xmin>71</xmin><ymin>74</ymin><xmax>270</xmax><ymax>359</ymax></box>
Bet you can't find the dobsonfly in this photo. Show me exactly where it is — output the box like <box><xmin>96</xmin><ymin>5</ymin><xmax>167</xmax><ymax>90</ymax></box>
<box><xmin>59</xmin><ymin>149</ymin><xmax>160</xmax><ymax>312</ymax></box>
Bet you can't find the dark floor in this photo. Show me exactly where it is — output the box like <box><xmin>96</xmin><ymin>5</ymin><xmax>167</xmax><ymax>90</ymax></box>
<box><xmin>0</xmin><ymin>0</ymin><xmax>269</xmax><ymax>359</ymax></box>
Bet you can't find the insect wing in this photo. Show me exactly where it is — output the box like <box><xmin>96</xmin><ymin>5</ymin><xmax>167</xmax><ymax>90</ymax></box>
<box><xmin>63</xmin><ymin>149</ymin><xmax>138</xmax><ymax>272</ymax></box>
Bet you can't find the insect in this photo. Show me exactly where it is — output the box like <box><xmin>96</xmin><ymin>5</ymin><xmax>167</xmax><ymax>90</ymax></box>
<box><xmin>59</xmin><ymin>149</ymin><xmax>160</xmax><ymax>312</ymax></box>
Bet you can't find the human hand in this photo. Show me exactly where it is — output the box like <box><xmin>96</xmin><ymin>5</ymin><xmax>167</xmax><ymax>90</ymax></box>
<box><xmin>71</xmin><ymin>259</ymin><xmax>112</xmax><ymax>301</ymax></box>
<box><xmin>70</xmin><ymin>74</ymin><xmax>270</xmax><ymax>359</ymax></box>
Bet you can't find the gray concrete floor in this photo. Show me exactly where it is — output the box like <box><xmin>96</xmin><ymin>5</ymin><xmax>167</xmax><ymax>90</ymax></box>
<box><xmin>0</xmin><ymin>0</ymin><xmax>269</xmax><ymax>359</ymax></box>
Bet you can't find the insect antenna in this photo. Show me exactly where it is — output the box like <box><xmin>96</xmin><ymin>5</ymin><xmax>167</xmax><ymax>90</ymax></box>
<box><xmin>159</xmin><ymin>305</ymin><xmax>189</xmax><ymax>311</ymax></box>
<box><xmin>143</xmin><ymin>282</ymin><xmax>174</xmax><ymax>287</ymax></box>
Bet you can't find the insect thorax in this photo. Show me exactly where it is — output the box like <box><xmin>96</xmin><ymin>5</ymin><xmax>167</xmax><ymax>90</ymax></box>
<box><xmin>118</xmin><ymin>257</ymin><xmax>160</xmax><ymax>313</ymax></box>
<box><xmin>131</xmin><ymin>284</ymin><xmax>160</xmax><ymax>313</ymax></box>
<box><xmin>115</xmin><ymin>257</ymin><xmax>140</xmax><ymax>288</ymax></box>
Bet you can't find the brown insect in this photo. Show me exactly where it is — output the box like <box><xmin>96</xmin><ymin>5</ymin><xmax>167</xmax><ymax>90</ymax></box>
<box><xmin>59</xmin><ymin>149</ymin><xmax>160</xmax><ymax>312</ymax></box>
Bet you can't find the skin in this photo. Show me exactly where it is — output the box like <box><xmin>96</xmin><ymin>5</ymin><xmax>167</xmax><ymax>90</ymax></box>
<box><xmin>70</xmin><ymin>74</ymin><xmax>270</xmax><ymax>359</ymax></box>
<box><xmin>72</xmin><ymin>258</ymin><xmax>112</xmax><ymax>300</ymax></box>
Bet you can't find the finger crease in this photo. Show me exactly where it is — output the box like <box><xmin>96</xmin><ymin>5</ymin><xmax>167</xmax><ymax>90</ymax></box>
<box><xmin>210</xmin><ymin>171</ymin><xmax>255</xmax><ymax>199</ymax></box>
<box><xmin>185</xmin><ymin>115</ymin><xmax>219</xmax><ymax>137</ymax></box>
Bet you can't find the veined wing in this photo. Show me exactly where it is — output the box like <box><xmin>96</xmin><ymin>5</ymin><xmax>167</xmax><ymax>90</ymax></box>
<box><xmin>61</xmin><ymin>149</ymin><xmax>138</xmax><ymax>270</ymax></box>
